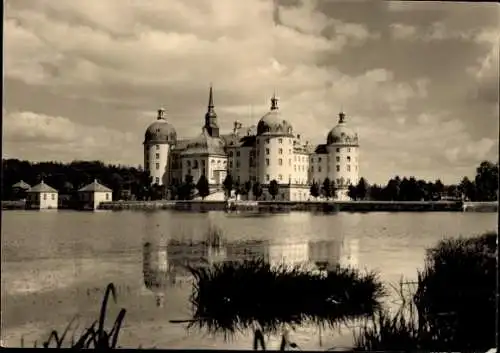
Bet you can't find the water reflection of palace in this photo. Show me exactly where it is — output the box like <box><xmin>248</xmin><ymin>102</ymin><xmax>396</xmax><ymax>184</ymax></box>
<box><xmin>142</xmin><ymin>236</ymin><xmax>358</xmax><ymax>303</ymax></box>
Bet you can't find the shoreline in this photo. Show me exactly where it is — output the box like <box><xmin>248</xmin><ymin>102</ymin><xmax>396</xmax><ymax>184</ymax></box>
<box><xmin>3</xmin><ymin>200</ymin><xmax>497</xmax><ymax>213</ymax></box>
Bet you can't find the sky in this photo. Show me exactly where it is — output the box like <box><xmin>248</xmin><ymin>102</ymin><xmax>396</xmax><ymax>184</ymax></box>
<box><xmin>3</xmin><ymin>0</ymin><xmax>499</xmax><ymax>185</ymax></box>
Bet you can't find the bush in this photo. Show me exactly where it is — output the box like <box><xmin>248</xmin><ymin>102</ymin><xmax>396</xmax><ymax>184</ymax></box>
<box><xmin>184</xmin><ymin>259</ymin><xmax>386</xmax><ymax>338</ymax></box>
<box><xmin>354</xmin><ymin>232</ymin><xmax>497</xmax><ymax>351</ymax></box>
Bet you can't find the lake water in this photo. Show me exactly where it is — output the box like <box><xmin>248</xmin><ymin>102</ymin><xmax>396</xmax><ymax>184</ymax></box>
<box><xmin>1</xmin><ymin>210</ymin><xmax>497</xmax><ymax>349</ymax></box>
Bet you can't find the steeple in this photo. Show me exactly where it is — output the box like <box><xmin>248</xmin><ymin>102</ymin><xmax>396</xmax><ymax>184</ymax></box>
<box><xmin>204</xmin><ymin>84</ymin><xmax>219</xmax><ymax>137</ymax></box>
<box><xmin>270</xmin><ymin>92</ymin><xmax>279</xmax><ymax>111</ymax></box>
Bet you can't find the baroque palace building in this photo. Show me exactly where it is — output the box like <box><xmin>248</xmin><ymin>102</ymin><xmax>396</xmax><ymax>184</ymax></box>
<box><xmin>143</xmin><ymin>87</ymin><xmax>359</xmax><ymax>201</ymax></box>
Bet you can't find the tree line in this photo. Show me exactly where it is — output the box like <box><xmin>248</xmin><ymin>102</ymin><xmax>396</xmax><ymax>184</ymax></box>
<box><xmin>339</xmin><ymin>160</ymin><xmax>498</xmax><ymax>202</ymax></box>
<box><xmin>2</xmin><ymin>159</ymin><xmax>498</xmax><ymax>202</ymax></box>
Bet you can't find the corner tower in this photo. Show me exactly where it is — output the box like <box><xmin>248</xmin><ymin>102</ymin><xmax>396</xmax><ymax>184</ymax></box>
<box><xmin>143</xmin><ymin>108</ymin><xmax>177</xmax><ymax>186</ymax></box>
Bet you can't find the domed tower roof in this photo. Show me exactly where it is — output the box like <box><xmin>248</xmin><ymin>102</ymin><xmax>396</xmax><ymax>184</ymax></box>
<box><xmin>326</xmin><ymin>112</ymin><xmax>359</xmax><ymax>146</ymax></box>
<box><xmin>256</xmin><ymin>94</ymin><xmax>294</xmax><ymax>137</ymax></box>
<box><xmin>144</xmin><ymin>108</ymin><xmax>177</xmax><ymax>145</ymax></box>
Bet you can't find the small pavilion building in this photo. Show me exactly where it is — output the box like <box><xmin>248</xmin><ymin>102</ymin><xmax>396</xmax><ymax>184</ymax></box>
<box><xmin>26</xmin><ymin>180</ymin><xmax>59</xmax><ymax>209</ymax></box>
<box><xmin>78</xmin><ymin>179</ymin><xmax>113</xmax><ymax>210</ymax></box>
<box><xmin>11</xmin><ymin>180</ymin><xmax>31</xmax><ymax>200</ymax></box>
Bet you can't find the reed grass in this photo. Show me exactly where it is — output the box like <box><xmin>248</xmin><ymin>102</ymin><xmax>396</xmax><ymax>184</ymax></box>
<box><xmin>184</xmin><ymin>259</ymin><xmax>386</xmax><ymax>339</ymax></box>
<box><xmin>353</xmin><ymin>232</ymin><xmax>497</xmax><ymax>351</ymax></box>
<box><xmin>37</xmin><ymin>283</ymin><xmax>126</xmax><ymax>349</ymax></box>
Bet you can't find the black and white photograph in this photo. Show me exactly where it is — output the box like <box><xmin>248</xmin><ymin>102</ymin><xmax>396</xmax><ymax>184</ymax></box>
<box><xmin>1</xmin><ymin>0</ymin><xmax>498</xmax><ymax>350</ymax></box>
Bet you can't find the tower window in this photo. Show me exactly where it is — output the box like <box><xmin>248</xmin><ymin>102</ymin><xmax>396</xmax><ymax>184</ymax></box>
<box><xmin>266</xmin><ymin>158</ymin><xmax>270</xmax><ymax>166</ymax></box>
<box><xmin>155</xmin><ymin>177</ymin><xmax>160</xmax><ymax>184</ymax></box>
<box><xmin>156</xmin><ymin>145</ymin><xmax>160</xmax><ymax>150</ymax></box>
<box><xmin>279</xmin><ymin>148</ymin><xmax>283</xmax><ymax>154</ymax></box>
<box><xmin>155</xmin><ymin>153</ymin><xmax>160</xmax><ymax>159</ymax></box>
<box><xmin>266</xmin><ymin>174</ymin><xmax>270</xmax><ymax>181</ymax></box>
<box><xmin>348</xmin><ymin>148</ymin><xmax>351</xmax><ymax>152</ymax></box>
<box><xmin>278</xmin><ymin>158</ymin><xmax>283</xmax><ymax>166</ymax></box>
<box><xmin>278</xmin><ymin>174</ymin><xmax>283</xmax><ymax>180</ymax></box>
<box><xmin>266</xmin><ymin>139</ymin><xmax>270</xmax><ymax>144</ymax></box>
<box><xmin>279</xmin><ymin>138</ymin><xmax>283</xmax><ymax>144</ymax></box>
<box><xmin>266</xmin><ymin>148</ymin><xmax>270</xmax><ymax>155</ymax></box>
<box><xmin>347</xmin><ymin>165</ymin><xmax>351</xmax><ymax>172</ymax></box>
<box><xmin>156</xmin><ymin>163</ymin><xmax>160</xmax><ymax>170</ymax></box>
<box><xmin>336</xmin><ymin>156</ymin><xmax>340</xmax><ymax>162</ymax></box>
<box><xmin>336</xmin><ymin>165</ymin><xmax>340</xmax><ymax>172</ymax></box>
<box><xmin>294</xmin><ymin>165</ymin><xmax>297</xmax><ymax>171</ymax></box>
<box><xmin>336</xmin><ymin>148</ymin><xmax>340</xmax><ymax>152</ymax></box>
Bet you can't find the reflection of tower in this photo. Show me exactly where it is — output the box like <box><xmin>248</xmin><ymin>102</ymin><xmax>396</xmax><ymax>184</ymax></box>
<box><xmin>308</xmin><ymin>239</ymin><xmax>342</xmax><ymax>270</ymax></box>
<box><xmin>143</xmin><ymin>242</ymin><xmax>171</xmax><ymax>307</ymax></box>
<box><xmin>340</xmin><ymin>239</ymin><xmax>359</xmax><ymax>269</ymax></box>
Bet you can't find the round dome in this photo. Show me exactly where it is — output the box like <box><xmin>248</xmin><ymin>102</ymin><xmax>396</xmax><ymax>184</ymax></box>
<box><xmin>256</xmin><ymin>95</ymin><xmax>294</xmax><ymax>136</ymax></box>
<box><xmin>144</xmin><ymin>109</ymin><xmax>177</xmax><ymax>145</ymax></box>
<box><xmin>326</xmin><ymin>112</ymin><xmax>359</xmax><ymax>145</ymax></box>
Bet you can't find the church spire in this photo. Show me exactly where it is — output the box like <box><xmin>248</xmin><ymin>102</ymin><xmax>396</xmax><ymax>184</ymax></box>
<box><xmin>204</xmin><ymin>84</ymin><xmax>219</xmax><ymax>137</ymax></box>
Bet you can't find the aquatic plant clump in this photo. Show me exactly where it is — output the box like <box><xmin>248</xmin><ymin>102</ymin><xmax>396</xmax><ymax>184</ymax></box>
<box><xmin>186</xmin><ymin>259</ymin><xmax>386</xmax><ymax>336</ymax></box>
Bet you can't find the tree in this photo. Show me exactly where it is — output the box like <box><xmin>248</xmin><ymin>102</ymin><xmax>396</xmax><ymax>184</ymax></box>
<box><xmin>223</xmin><ymin>174</ymin><xmax>234</xmax><ymax>200</ymax></box>
<box><xmin>384</xmin><ymin>178</ymin><xmax>400</xmax><ymax>201</ymax></box>
<box><xmin>178</xmin><ymin>175</ymin><xmax>196</xmax><ymax>200</ymax></box>
<box><xmin>309</xmin><ymin>182</ymin><xmax>320</xmax><ymax>198</ymax></box>
<box><xmin>474</xmin><ymin>161</ymin><xmax>499</xmax><ymax>201</ymax></box>
<box><xmin>347</xmin><ymin>184</ymin><xmax>357</xmax><ymax>200</ymax></box>
<box><xmin>233</xmin><ymin>179</ymin><xmax>241</xmax><ymax>200</ymax></box>
<box><xmin>241</xmin><ymin>180</ymin><xmax>252</xmax><ymax>199</ymax></box>
<box><xmin>196</xmin><ymin>175</ymin><xmax>210</xmax><ymax>200</ymax></box>
<box><xmin>458</xmin><ymin>176</ymin><xmax>476</xmax><ymax>201</ymax></box>
<box><xmin>252</xmin><ymin>182</ymin><xmax>263</xmax><ymax>200</ymax></box>
<box><xmin>322</xmin><ymin>178</ymin><xmax>332</xmax><ymax>200</ymax></box>
<box><xmin>268</xmin><ymin>180</ymin><xmax>279</xmax><ymax>200</ymax></box>
<box><xmin>355</xmin><ymin>178</ymin><xmax>368</xmax><ymax>200</ymax></box>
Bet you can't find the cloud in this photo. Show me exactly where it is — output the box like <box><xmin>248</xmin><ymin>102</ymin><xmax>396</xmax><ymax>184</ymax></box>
<box><xmin>3</xmin><ymin>0</ymin><xmax>498</xmax><ymax>185</ymax></box>
<box><xmin>2</xmin><ymin>111</ymin><xmax>137</xmax><ymax>163</ymax></box>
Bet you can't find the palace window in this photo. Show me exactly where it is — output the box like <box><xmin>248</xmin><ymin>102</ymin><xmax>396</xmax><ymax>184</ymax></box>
<box><xmin>318</xmin><ymin>166</ymin><xmax>322</xmax><ymax>172</ymax></box>
<box><xmin>229</xmin><ymin>161</ymin><xmax>233</xmax><ymax>168</ymax></box>
<box><xmin>279</xmin><ymin>174</ymin><xmax>283</xmax><ymax>181</ymax></box>
<box><xmin>266</xmin><ymin>139</ymin><xmax>270</xmax><ymax>144</ymax></box>
<box><xmin>155</xmin><ymin>153</ymin><xmax>160</xmax><ymax>159</ymax></box>
<box><xmin>193</xmin><ymin>160</ymin><xmax>199</xmax><ymax>169</ymax></box>
<box><xmin>266</xmin><ymin>174</ymin><xmax>270</xmax><ymax>181</ymax></box>
<box><xmin>279</xmin><ymin>148</ymin><xmax>283</xmax><ymax>154</ymax></box>
<box><xmin>278</xmin><ymin>158</ymin><xmax>283</xmax><ymax>166</ymax></box>
<box><xmin>156</xmin><ymin>145</ymin><xmax>160</xmax><ymax>150</ymax></box>
<box><xmin>187</xmin><ymin>160</ymin><xmax>191</xmax><ymax>167</ymax></box>
<box><xmin>336</xmin><ymin>165</ymin><xmax>340</xmax><ymax>172</ymax></box>
<box><xmin>336</xmin><ymin>156</ymin><xmax>340</xmax><ymax>162</ymax></box>
<box><xmin>279</xmin><ymin>138</ymin><xmax>283</xmax><ymax>144</ymax></box>
<box><xmin>236</xmin><ymin>151</ymin><xmax>240</xmax><ymax>157</ymax></box>
<box><xmin>266</xmin><ymin>158</ymin><xmax>270</xmax><ymax>166</ymax></box>
<box><xmin>347</xmin><ymin>165</ymin><xmax>351</xmax><ymax>172</ymax></box>
<box><xmin>229</xmin><ymin>151</ymin><xmax>234</xmax><ymax>157</ymax></box>
<box><xmin>156</xmin><ymin>163</ymin><xmax>160</xmax><ymax>170</ymax></box>
<box><xmin>266</xmin><ymin>148</ymin><xmax>270</xmax><ymax>155</ymax></box>
<box><xmin>318</xmin><ymin>157</ymin><xmax>322</xmax><ymax>163</ymax></box>
<box><xmin>236</xmin><ymin>160</ymin><xmax>240</xmax><ymax>168</ymax></box>
<box><xmin>336</xmin><ymin>148</ymin><xmax>340</xmax><ymax>152</ymax></box>
<box><xmin>347</xmin><ymin>156</ymin><xmax>351</xmax><ymax>162</ymax></box>
<box><xmin>294</xmin><ymin>165</ymin><xmax>297</xmax><ymax>171</ymax></box>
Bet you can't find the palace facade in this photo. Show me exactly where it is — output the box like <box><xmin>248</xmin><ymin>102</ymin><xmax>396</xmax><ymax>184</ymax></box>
<box><xmin>143</xmin><ymin>87</ymin><xmax>360</xmax><ymax>201</ymax></box>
